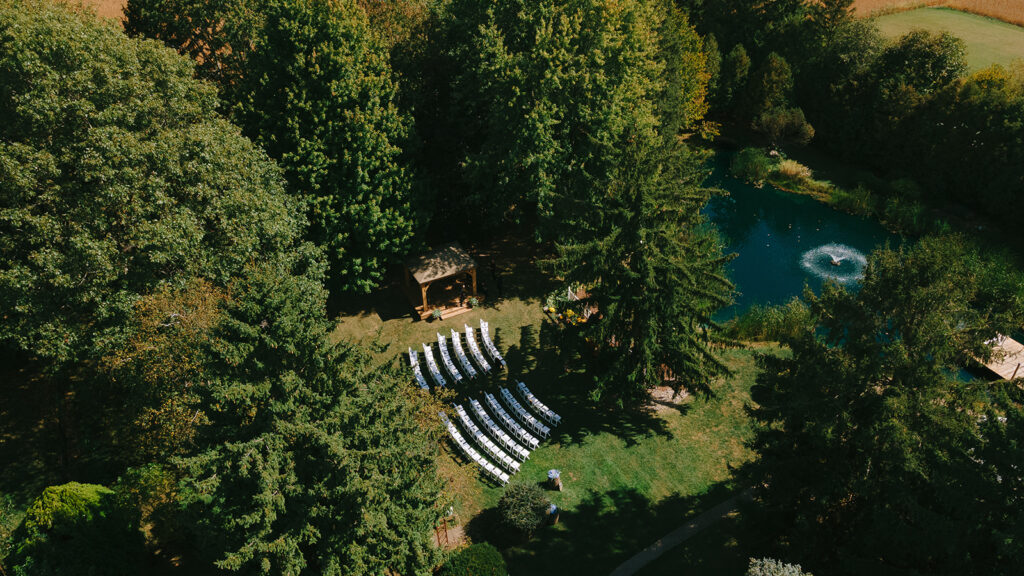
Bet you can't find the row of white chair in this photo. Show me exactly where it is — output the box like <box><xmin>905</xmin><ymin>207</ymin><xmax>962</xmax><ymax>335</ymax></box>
<box><xmin>455</xmin><ymin>405</ymin><xmax>520</xmax><ymax>473</ymax></box>
<box><xmin>407</xmin><ymin>320</ymin><xmax>508</xmax><ymax>389</ymax></box>
<box><xmin>436</xmin><ymin>333</ymin><xmax>463</xmax><ymax>383</ymax></box>
<box><xmin>501</xmin><ymin>387</ymin><xmax>550</xmax><ymax>438</ymax></box>
<box><xmin>421</xmin><ymin>343</ymin><xmax>447</xmax><ymax>387</ymax></box>
<box><xmin>480</xmin><ymin>320</ymin><xmax>506</xmax><ymax>369</ymax></box>
<box><xmin>449</xmin><ymin>330</ymin><xmax>477</xmax><ymax>378</ymax></box>
<box><xmin>516</xmin><ymin>381</ymin><xmax>561</xmax><ymax>425</ymax></box>
<box><xmin>440</xmin><ymin>412</ymin><xmax>509</xmax><ymax>485</ymax></box>
<box><xmin>407</xmin><ymin>348</ymin><xmax>429</xmax><ymax>390</ymax></box>
<box><xmin>463</xmin><ymin>324</ymin><xmax>491</xmax><ymax>372</ymax></box>
<box><xmin>470</xmin><ymin>398</ymin><xmax>530</xmax><ymax>461</ymax></box>
<box><xmin>485</xmin><ymin>392</ymin><xmax>540</xmax><ymax>450</ymax></box>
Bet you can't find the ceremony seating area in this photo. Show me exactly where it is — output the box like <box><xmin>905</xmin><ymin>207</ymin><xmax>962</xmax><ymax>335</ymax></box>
<box><xmin>440</xmin><ymin>412</ymin><xmax>509</xmax><ymax>485</ymax></box>
<box><xmin>408</xmin><ymin>319</ymin><xmax>562</xmax><ymax>484</ymax></box>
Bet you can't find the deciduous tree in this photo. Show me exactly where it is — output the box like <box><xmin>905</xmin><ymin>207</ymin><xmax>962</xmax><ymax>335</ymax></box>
<box><xmin>127</xmin><ymin>0</ymin><xmax>418</xmax><ymax>293</ymax></box>
<box><xmin>0</xmin><ymin>0</ymin><xmax>302</xmax><ymax>367</ymax></box>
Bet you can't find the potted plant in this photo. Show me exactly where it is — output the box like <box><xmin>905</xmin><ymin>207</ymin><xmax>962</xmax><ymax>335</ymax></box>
<box><xmin>431</xmin><ymin>309</ymin><xmax>442</xmax><ymax>321</ymax></box>
<box><xmin>467</xmin><ymin>296</ymin><xmax>479</xmax><ymax>308</ymax></box>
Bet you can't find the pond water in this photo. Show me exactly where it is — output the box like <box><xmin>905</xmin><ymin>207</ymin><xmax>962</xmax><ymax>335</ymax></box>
<box><xmin>704</xmin><ymin>152</ymin><xmax>900</xmax><ymax>319</ymax></box>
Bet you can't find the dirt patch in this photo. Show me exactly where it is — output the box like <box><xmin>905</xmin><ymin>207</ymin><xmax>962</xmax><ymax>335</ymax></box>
<box><xmin>648</xmin><ymin>385</ymin><xmax>689</xmax><ymax>414</ymax></box>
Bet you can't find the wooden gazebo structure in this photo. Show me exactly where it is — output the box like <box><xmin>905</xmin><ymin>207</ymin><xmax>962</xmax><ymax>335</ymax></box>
<box><xmin>403</xmin><ymin>242</ymin><xmax>478</xmax><ymax>320</ymax></box>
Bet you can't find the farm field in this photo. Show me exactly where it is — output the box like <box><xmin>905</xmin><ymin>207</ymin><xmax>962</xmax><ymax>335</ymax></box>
<box><xmin>71</xmin><ymin>0</ymin><xmax>123</xmax><ymax>19</ymax></box>
<box><xmin>875</xmin><ymin>7</ymin><xmax>1024</xmax><ymax>71</ymax></box>
<box><xmin>855</xmin><ymin>1</ymin><xmax>1024</xmax><ymax>27</ymax></box>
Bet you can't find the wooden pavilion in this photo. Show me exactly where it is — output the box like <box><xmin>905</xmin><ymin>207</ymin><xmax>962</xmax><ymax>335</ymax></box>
<box><xmin>403</xmin><ymin>242</ymin><xmax>479</xmax><ymax>320</ymax></box>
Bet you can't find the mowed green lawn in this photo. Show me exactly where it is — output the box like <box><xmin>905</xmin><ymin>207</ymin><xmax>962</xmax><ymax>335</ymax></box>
<box><xmin>875</xmin><ymin>7</ymin><xmax>1024</xmax><ymax>71</ymax></box>
<box><xmin>332</xmin><ymin>240</ymin><xmax>771</xmax><ymax>575</ymax></box>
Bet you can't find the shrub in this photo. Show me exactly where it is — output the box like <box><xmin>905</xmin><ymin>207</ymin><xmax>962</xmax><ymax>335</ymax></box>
<box><xmin>6</xmin><ymin>482</ymin><xmax>147</xmax><ymax>575</ymax></box>
<box><xmin>774</xmin><ymin>159</ymin><xmax>812</xmax><ymax>180</ymax></box>
<box><xmin>497</xmin><ymin>483</ymin><xmax>550</xmax><ymax>537</ymax></box>
<box><xmin>830</xmin><ymin>184</ymin><xmax>877</xmax><ymax>215</ymax></box>
<box><xmin>439</xmin><ymin>542</ymin><xmax>507</xmax><ymax>576</ymax></box>
<box><xmin>726</xmin><ymin>299</ymin><xmax>812</xmax><ymax>342</ymax></box>
<box><xmin>746</xmin><ymin>557</ymin><xmax>812</xmax><ymax>576</ymax></box>
<box><xmin>732</xmin><ymin>147</ymin><xmax>774</xmax><ymax>186</ymax></box>
<box><xmin>882</xmin><ymin>195</ymin><xmax>928</xmax><ymax>235</ymax></box>
<box><xmin>752</xmin><ymin>107</ymin><xmax>815</xmax><ymax>149</ymax></box>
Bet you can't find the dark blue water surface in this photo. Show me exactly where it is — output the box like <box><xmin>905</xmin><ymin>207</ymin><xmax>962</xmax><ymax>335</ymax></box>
<box><xmin>704</xmin><ymin>153</ymin><xmax>900</xmax><ymax>319</ymax></box>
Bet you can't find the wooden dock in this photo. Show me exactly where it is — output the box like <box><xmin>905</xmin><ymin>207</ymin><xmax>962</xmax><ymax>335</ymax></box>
<box><xmin>985</xmin><ymin>335</ymin><xmax>1024</xmax><ymax>380</ymax></box>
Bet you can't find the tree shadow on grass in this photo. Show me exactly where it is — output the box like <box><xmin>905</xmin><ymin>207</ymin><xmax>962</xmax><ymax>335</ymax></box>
<box><xmin>468</xmin><ymin>482</ymin><xmax>747</xmax><ymax>576</ymax></box>
<box><xmin>502</xmin><ymin>320</ymin><xmax>674</xmax><ymax>446</ymax></box>
<box><xmin>0</xmin><ymin>349</ymin><xmax>65</xmax><ymax>506</ymax></box>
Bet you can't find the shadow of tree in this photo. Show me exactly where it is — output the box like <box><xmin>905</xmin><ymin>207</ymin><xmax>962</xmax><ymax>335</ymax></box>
<box><xmin>0</xmin><ymin>348</ymin><xmax>65</xmax><ymax>505</ymax></box>
<box><xmin>468</xmin><ymin>482</ymin><xmax>747</xmax><ymax>576</ymax></box>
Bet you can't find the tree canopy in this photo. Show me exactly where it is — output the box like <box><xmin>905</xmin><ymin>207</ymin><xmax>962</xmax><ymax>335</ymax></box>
<box><xmin>0</xmin><ymin>0</ymin><xmax>302</xmax><ymax>367</ymax></box>
<box><xmin>176</xmin><ymin>249</ymin><xmax>446</xmax><ymax>575</ymax></box>
<box><xmin>127</xmin><ymin>0</ymin><xmax>418</xmax><ymax>293</ymax></box>
<box><xmin>746</xmin><ymin>236</ymin><xmax>1024</xmax><ymax>573</ymax></box>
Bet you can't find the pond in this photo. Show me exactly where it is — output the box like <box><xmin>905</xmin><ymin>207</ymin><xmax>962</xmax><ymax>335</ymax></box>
<box><xmin>704</xmin><ymin>152</ymin><xmax>900</xmax><ymax>319</ymax></box>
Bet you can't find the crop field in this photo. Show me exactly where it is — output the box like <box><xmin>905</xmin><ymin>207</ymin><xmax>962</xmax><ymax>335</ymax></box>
<box><xmin>875</xmin><ymin>7</ymin><xmax>1024</xmax><ymax>71</ymax></box>
<box><xmin>855</xmin><ymin>0</ymin><xmax>1024</xmax><ymax>27</ymax></box>
<box><xmin>69</xmin><ymin>0</ymin><xmax>123</xmax><ymax>20</ymax></box>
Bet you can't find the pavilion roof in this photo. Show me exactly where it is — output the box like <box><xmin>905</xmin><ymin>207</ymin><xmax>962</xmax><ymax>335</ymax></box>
<box><xmin>405</xmin><ymin>242</ymin><xmax>477</xmax><ymax>285</ymax></box>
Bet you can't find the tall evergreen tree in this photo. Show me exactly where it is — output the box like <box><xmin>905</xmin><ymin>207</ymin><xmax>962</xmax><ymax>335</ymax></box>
<box><xmin>550</xmin><ymin>133</ymin><xmax>732</xmax><ymax>404</ymax></box>
<box><xmin>127</xmin><ymin>0</ymin><xmax>418</xmax><ymax>293</ymax></box>
<box><xmin>178</xmin><ymin>248</ymin><xmax>446</xmax><ymax>575</ymax></box>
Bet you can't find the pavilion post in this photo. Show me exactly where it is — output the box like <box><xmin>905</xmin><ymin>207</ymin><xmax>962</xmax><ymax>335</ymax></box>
<box><xmin>470</xmin><ymin>268</ymin><xmax>477</xmax><ymax>296</ymax></box>
<box><xmin>421</xmin><ymin>282</ymin><xmax>429</xmax><ymax>312</ymax></box>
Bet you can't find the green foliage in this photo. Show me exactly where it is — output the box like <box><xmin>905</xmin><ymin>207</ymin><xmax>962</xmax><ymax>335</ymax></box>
<box><xmin>829</xmin><ymin>184</ymin><xmax>877</xmax><ymax>215</ymax></box>
<box><xmin>439</xmin><ymin>543</ymin><xmax>507</xmax><ymax>576</ymax></box>
<box><xmin>731</xmin><ymin>148</ymin><xmax>774</xmax><ymax>186</ymax></box>
<box><xmin>497</xmin><ymin>483</ymin><xmax>550</xmax><ymax>538</ymax></box>
<box><xmin>0</xmin><ymin>0</ymin><xmax>302</xmax><ymax>367</ymax></box>
<box><xmin>751</xmin><ymin>107</ymin><xmax>814</xmax><ymax>150</ymax></box>
<box><xmin>127</xmin><ymin>0</ymin><xmax>417</xmax><ymax>293</ymax></box>
<box><xmin>178</xmin><ymin>249</ymin><xmax>446</xmax><ymax>575</ymax></box>
<box><xmin>655</xmin><ymin>0</ymin><xmax>710</xmax><ymax>142</ymax></box>
<box><xmin>437</xmin><ymin>0</ymin><xmax>707</xmax><ymax>234</ymax></box>
<box><xmin>6</xmin><ymin>482</ymin><xmax>146</xmax><ymax>576</ymax></box>
<box><xmin>724</xmin><ymin>299</ymin><xmax>811</xmax><ymax>342</ymax></box>
<box><xmin>874</xmin><ymin>30</ymin><xmax>967</xmax><ymax>96</ymax></box>
<box><xmin>745</xmin><ymin>53</ymin><xmax>794</xmax><ymax>118</ymax></box>
<box><xmin>746</xmin><ymin>236</ymin><xmax>1024</xmax><ymax>574</ymax></box>
<box><xmin>746</xmin><ymin>557</ymin><xmax>811</xmax><ymax>576</ymax></box>
<box><xmin>551</xmin><ymin>137</ymin><xmax>733</xmax><ymax>403</ymax></box>
<box><xmin>716</xmin><ymin>43</ymin><xmax>751</xmax><ymax>111</ymax></box>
